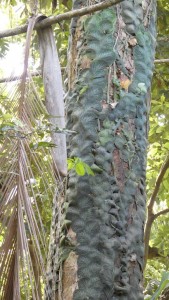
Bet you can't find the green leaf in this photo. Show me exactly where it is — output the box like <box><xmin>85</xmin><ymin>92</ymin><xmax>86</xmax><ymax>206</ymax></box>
<box><xmin>67</xmin><ymin>159</ymin><xmax>75</xmax><ymax>170</ymax></box>
<box><xmin>99</xmin><ymin>129</ymin><xmax>112</xmax><ymax>145</ymax></box>
<box><xmin>164</xmin><ymin>142</ymin><xmax>169</xmax><ymax>150</ymax></box>
<box><xmin>103</xmin><ymin>119</ymin><xmax>112</xmax><ymax>129</ymax></box>
<box><xmin>137</xmin><ymin>82</ymin><xmax>147</xmax><ymax>94</ymax></box>
<box><xmin>37</xmin><ymin>132</ymin><xmax>45</xmax><ymax>138</ymax></box>
<box><xmin>2</xmin><ymin>113</ymin><xmax>13</xmax><ymax>120</ymax></box>
<box><xmin>79</xmin><ymin>86</ymin><xmax>88</xmax><ymax>95</ymax></box>
<box><xmin>84</xmin><ymin>163</ymin><xmax>94</xmax><ymax>176</ymax></box>
<box><xmin>156</xmin><ymin>127</ymin><xmax>163</xmax><ymax>133</ymax></box>
<box><xmin>0</xmin><ymin>125</ymin><xmax>14</xmax><ymax>131</ymax></box>
<box><xmin>163</xmin><ymin>179</ymin><xmax>169</xmax><ymax>190</ymax></box>
<box><xmin>75</xmin><ymin>162</ymin><xmax>85</xmax><ymax>176</ymax></box>
<box><xmin>67</xmin><ymin>157</ymin><xmax>94</xmax><ymax>176</ymax></box>
<box><xmin>30</xmin><ymin>141</ymin><xmax>56</xmax><ymax>149</ymax></box>
<box><xmin>160</xmin><ymin>94</ymin><xmax>165</xmax><ymax>103</ymax></box>
<box><xmin>91</xmin><ymin>164</ymin><xmax>103</xmax><ymax>173</ymax></box>
<box><xmin>38</xmin><ymin>141</ymin><xmax>56</xmax><ymax>148</ymax></box>
<box><xmin>10</xmin><ymin>0</ymin><xmax>17</xmax><ymax>5</ymax></box>
<box><xmin>112</xmin><ymin>77</ymin><xmax>120</xmax><ymax>86</ymax></box>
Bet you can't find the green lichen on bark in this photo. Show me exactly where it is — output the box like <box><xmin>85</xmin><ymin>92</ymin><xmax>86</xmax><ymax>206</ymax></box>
<box><xmin>65</xmin><ymin>0</ymin><xmax>156</xmax><ymax>299</ymax></box>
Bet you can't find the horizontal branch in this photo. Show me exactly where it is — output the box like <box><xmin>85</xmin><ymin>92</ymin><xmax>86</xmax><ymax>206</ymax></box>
<box><xmin>157</xmin><ymin>36</ymin><xmax>169</xmax><ymax>42</ymax></box>
<box><xmin>154</xmin><ymin>208</ymin><xmax>169</xmax><ymax>220</ymax></box>
<box><xmin>0</xmin><ymin>0</ymin><xmax>123</xmax><ymax>39</ymax></box>
<box><xmin>155</xmin><ymin>59</ymin><xmax>169</xmax><ymax>63</ymax></box>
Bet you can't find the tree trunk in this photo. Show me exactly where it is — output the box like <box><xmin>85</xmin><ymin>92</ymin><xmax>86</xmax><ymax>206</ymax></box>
<box><xmin>61</xmin><ymin>0</ymin><xmax>156</xmax><ymax>299</ymax></box>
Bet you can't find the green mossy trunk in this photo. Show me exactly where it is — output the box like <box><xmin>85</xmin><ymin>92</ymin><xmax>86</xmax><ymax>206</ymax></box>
<box><xmin>63</xmin><ymin>0</ymin><xmax>156</xmax><ymax>299</ymax></box>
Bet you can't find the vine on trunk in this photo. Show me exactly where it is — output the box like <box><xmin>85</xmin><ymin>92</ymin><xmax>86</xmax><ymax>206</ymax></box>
<box><xmin>64</xmin><ymin>0</ymin><xmax>156</xmax><ymax>299</ymax></box>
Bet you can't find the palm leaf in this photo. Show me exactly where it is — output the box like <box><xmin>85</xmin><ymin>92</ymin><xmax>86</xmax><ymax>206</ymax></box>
<box><xmin>0</xmin><ymin>16</ymin><xmax>66</xmax><ymax>300</ymax></box>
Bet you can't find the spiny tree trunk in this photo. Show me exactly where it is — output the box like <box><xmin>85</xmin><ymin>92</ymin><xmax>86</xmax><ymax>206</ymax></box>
<box><xmin>61</xmin><ymin>0</ymin><xmax>156</xmax><ymax>299</ymax></box>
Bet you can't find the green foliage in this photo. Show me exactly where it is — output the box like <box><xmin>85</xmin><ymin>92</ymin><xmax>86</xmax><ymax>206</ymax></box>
<box><xmin>30</xmin><ymin>141</ymin><xmax>56</xmax><ymax>149</ymax></box>
<box><xmin>68</xmin><ymin>157</ymin><xmax>94</xmax><ymax>176</ymax></box>
<box><xmin>0</xmin><ymin>111</ymin><xmax>71</xmax><ymax>147</ymax></box>
<box><xmin>144</xmin><ymin>0</ymin><xmax>169</xmax><ymax>290</ymax></box>
<box><xmin>146</xmin><ymin>92</ymin><xmax>169</xmax><ymax>266</ymax></box>
<box><xmin>149</xmin><ymin>272</ymin><xmax>169</xmax><ymax>300</ymax></box>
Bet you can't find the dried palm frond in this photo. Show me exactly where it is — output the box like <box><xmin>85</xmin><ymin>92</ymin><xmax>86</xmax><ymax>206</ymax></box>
<box><xmin>0</xmin><ymin>16</ymin><xmax>66</xmax><ymax>300</ymax></box>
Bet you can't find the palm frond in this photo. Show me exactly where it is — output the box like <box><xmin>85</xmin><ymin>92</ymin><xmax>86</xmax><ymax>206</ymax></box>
<box><xmin>0</xmin><ymin>17</ymin><xmax>65</xmax><ymax>300</ymax></box>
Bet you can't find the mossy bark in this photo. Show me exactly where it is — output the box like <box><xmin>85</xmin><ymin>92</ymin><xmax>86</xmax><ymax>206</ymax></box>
<box><xmin>63</xmin><ymin>0</ymin><xmax>156</xmax><ymax>299</ymax></box>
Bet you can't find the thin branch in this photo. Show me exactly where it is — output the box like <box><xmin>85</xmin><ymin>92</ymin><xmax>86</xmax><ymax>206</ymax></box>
<box><xmin>157</xmin><ymin>36</ymin><xmax>169</xmax><ymax>42</ymax></box>
<box><xmin>144</xmin><ymin>214</ymin><xmax>155</xmax><ymax>269</ymax></box>
<box><xmin>0</xmin><ymin>0</ymin><xmax>123</xmax><ymax>39</ymax></box>
<box><xmin>144</xmin><ymin>207</ymin><xmax>169</xmax><ymax>268</ymax></box>
<box><xmin>144</xmin><ymin>156</ymin><xmax>169</xmax><ymax>269</ymax></box>
<box><xmin>154</xmin><ymin>208</ymin><xmax>169</xmax><ymax>220</ymax></box>
<box><xmin>148</xmin><ymin>155</ymin><xmax>169</xmax><ymax>211</ymax></box>
<box><xmin>155</xmin><ymin>59</ymin><xmax>169</xmax><ymax>64</ymax></box>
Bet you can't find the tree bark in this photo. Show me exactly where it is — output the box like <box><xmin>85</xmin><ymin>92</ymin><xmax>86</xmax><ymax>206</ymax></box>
<box><xmin>62</xmin><ymin>0</ymin><xmax>157</xmax><ymax>299</ymax></box>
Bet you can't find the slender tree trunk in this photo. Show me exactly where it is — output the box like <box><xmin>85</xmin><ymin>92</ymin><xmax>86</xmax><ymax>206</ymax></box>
<box><xmin>61</xmin><ymin>0</ymin><xmax>156</xmax><ymax>299</ymax></box>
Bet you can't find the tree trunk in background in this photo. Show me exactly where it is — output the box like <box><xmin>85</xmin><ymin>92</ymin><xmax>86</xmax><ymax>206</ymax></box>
<box><xmin>62</xmin><ymin>0</ymin><xmax>156</xmax><ymax>299</ymax></box>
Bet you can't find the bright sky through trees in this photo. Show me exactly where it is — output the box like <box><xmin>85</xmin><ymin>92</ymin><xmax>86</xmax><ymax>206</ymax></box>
<box><xmin>0</xmin><ymin>43</ymin><xmax>24</xmax><ymax>76</ymax></box>
<box><xmin>0</xmin><ymin>2</ymin><xmax>28</xmax><ymax>76</ymax></box>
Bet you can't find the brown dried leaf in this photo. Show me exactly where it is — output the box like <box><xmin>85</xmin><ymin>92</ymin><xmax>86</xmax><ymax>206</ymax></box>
<box><xmin>128</xmin><ymin>38</ymin><xmax>138</xmax><ymax>47</ymax></box>
<box><xmin>80</xmin><ymin>56</ymin><xmax>91</xmax><ymax>69</ymax></box>
<box><xmin>120</xmin><ymin>78</ymin><xmax>131</xmax><ymax>91</ymax></box>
